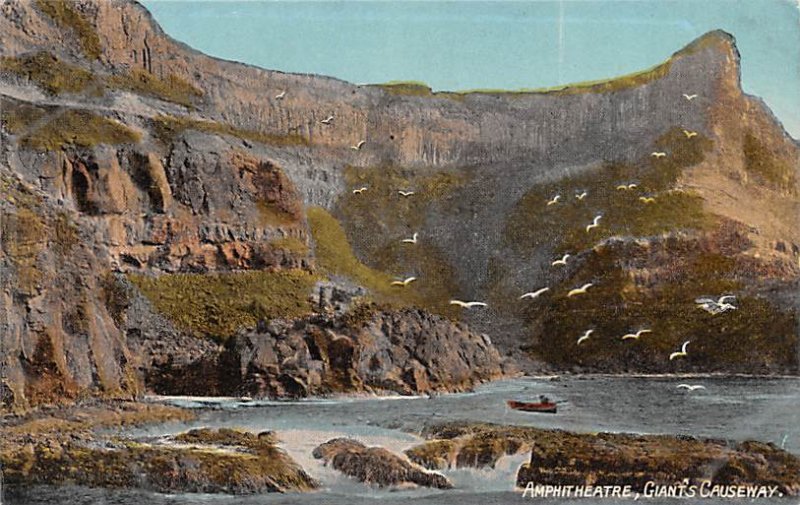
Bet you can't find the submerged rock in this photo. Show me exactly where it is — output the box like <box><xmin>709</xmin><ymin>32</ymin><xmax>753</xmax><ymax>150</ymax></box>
<box><xmin>314</xmin><ymin>438</ymin><xmax>452</xmax><ymax>489</ymax></box>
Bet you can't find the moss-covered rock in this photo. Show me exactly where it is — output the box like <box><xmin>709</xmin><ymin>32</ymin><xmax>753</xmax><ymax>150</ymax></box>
<box><xmin>408</xmin><ymin>422</ymin><xmax>800</xmax><ymax>495</ymax></box>
<box><xmin>150</xmin><ymin>115</ymin><xmax>308</xmax><ymax>148</ymax></box>
<box><xmin>0</xmin><ymin>52</ymin><xmax>99</xmax><ymax>95</ymax></box>
<box><xmin>128</xmin><ymin>269</ymin><xmax>318</xmax><ymax>341</ymax></box>
<box><xmin>107</xmin><ymin>69</ymin><xmax>203</xmax><ymax>108</ymax></box>
<box><xmin>314</xmin><ymin>438</ymin><xmax>452</xmax><ymax>489</ymax></box>
<box><xmin>2</xmin><ymin>98</ymin><xmax>140</xmax><ymax>151</ymax></box>
<box><xmin>1</xmin><ymin>413</ymin><xmax>317</xmax><ymax>495</ymax></box>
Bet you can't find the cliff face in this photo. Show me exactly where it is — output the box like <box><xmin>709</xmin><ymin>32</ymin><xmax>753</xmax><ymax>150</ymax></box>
<box><xmin>1</xmin><ymin>0</ymin><xmax>799</xmax><ymax>407</ymax></box>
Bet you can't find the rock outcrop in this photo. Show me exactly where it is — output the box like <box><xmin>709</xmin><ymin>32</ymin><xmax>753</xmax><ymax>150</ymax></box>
<box><xmin>142</xmin><ymin>306</ymin><xmax>511</xmax><ymax>398</ymax></box>
<box><xmin>0</xmin><ymin>406</ymin><xmax>318</xmax><ymax>494</ymax></box>
<box><xmin>407</xmin><ymin>422</ymin><xmax>800</xmax><ymax>496</ymax></box>
<box><xmin>313</xmin><ymin>438</ymin><xmax>452</xmax><ymax>489</ymax></box>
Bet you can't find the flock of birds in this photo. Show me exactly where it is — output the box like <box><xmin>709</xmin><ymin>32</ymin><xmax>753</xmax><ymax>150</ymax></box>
<box><xmin>341</xmin><ymin>91</ymin><xmax>723</xmax><ymax>390</ymax></box>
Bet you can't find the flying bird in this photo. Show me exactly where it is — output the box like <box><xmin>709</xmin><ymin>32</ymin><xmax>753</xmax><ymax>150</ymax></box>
<box><xmin>350</xmin><ymin>140</ymin><xmax>366</xmax><ymax>150</ymax></box>
<box><xmin>639</xmin><ymin>196</ymin><xmax>657</xmax><ymax>204</ymax></box>
<box><xmin>586</xmin><ymin>214</ymin><xmax>602</xmax><ymax>232</ymax></box>
<box><xmin>676</xmin><ymin>384</ymin><xmax>706</xmax><ymax>391</ymax></box>
<box><xmin>577</xmin><ymin>329</ymin><xmax>594</xmax><ymax>345</ymax></box>
<box><xmin>567</xmin><ymin>283</ymin><xmax>593</xmax><ymax>297</ymax></box>
<box><xmin>546</xmin><ymin>194</ymin><xmax>561</xmax><ymax>206</ymax></box>
<box><xmin>401</xmin><ymin>232</ymin><xmax>418</xmax><ymax>244</ymax></box>
<box><xmin>621</xmin><ymin>329</ymin><xmax>652</xmax><ymax>340</ymax></box>
<box><xmin>575</xmin><ymin>191</ymin><xmax>588</xmax><ymax>200</ymax></box>
<box><xmin>391</xmin><ymin>277</ymin><xmax>417</xmax><ymax>287</ymax></box>
<box><xmin>695</xmin><ymin>295</ymin><xmax>737</xmax><ymax>314</ymax></box>
<box><xmin>683</xmin><ymin>93</ymin><xmax>698</xmax><ymax>101</ymax></box>
<box><xmin>520</xmin><ymin>287</ymin><xmax>550</xmax><ymax>300</ymax></box>
<box><xmin>682</xmin><ymin>129</ymin><xmax>698</xmax><ymax>138</ymax></box>
<box><xmin>651</xmin><ymin>152</ymin><xmax>667</xmax><ymax>158</ymax></box>
<box><xmin>275</xmin><ymin>90</ymin><xmax>286</xmax><ymax>100</ymax></box>
<box><xmin>398</xmin><ymin>190</ymin><xmax>415</xmax><ymax>197</ymax></box>
<box><xmin>616</xmin><ymin>183</ymin><xmax>638</xmax><ymax>191</ymax></box>
<box><xmin>352</xmin><ymin>187</ymin><xmax>368</xmax><ymax>195</ymax></box>
<box><xmin>449</xmin><ymin>300</ymin><xmax>488</xmax><ymax>308</ymax></box>
<box><xmin>669</xmin><ymin>340</ymin><xmax>690</xmax><ymax>360</ymax></box>
<box><xmin>320</xmin><ymin>115</ymin><xmax>334</xmax><ymax>125</ymax></box>
<box><xmin>551</xmin><ymin>254</ymin><xmax>571</xmax><ymax>266</ymax></box>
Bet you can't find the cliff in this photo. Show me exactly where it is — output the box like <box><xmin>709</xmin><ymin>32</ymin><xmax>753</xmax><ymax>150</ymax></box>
<box><xmin>1</xmin><ymin>0</ymin><xmax>799</xmax><ymax>408</ymax></box>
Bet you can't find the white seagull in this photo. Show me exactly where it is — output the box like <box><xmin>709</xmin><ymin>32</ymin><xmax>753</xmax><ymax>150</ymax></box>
<box><xmin>551</xmin><ymin>254</ymin><xmax>571</xmax><ymax>266</ymax></box>
<box><xmin>621</xmin><ymin>329</ymin><xmax>652</xmax><ymax>340</ymax></box>
<box><xmin>677</xmin><ymin>384</ymin><xmax>706</xmax><ymax>391</ymax></box>
<box><xmin>449</xmin><ymin>300</ymin><xmax>488</xmax><ymax>308</ymax></box>
<box><xmin>586</xmin><ymin>215</ymin><xmax>602</xmax><ymax>232</ymax></box>
<box><xmin>683</xmin><ymin>93</ymin><xmax>698</xmax><ymax>101</ymax></box>
<box><xmin>391</xmin><ymin>277</ymin><xmax>417</xmax><ymax>287</ymax></box>
<box><xmin>639</xmin><ymin>196</ymin><xmax>657</xmax><ymax>204</ymax></box>
<box><xmin>651</xmin><ymin>152</ymin><xmax>667</xmax><ymax>158</ymax></box>
<box><xmin>546</xmin><ymin>194</ymin><xmax>561</xmax><ymax>206</ymax></box>
<box><xmin>616</xmin><ymin>183</ymin><xmax>638</xmax><ymax>191</ymax></box>
<box><xmin>520</xmin><ymin>287</ymin><xmax>550</xmax><ymax>300</ymax></box>
<box><xmin>669</xmin><ymin>340</ymin><xmax>690</xmax><ymax>360</ymax></box>
<box><xmin>576</xmin><ymin>329</ymin><xmax>594</xmax><ymax>345</ymax></box>
<box><xmin>398</xmin><ymin>190</ymin><xmax>415</xmax><ymax>197</ymax></box>
<box><xmin>352</xmin><ymin>187</ymin><xmax>368</xmax><ymax>195</ymax></box>
<box><xmin>567</xmin><ymin>283</ymin><xmax>593</xmax><ymax>297</ymax></box>
<box><xmin>695</xmin><ymin>295</ymin><xmax>737</xmax><ymax>314</ymax></box>
<box><xmin>575</xmin><ymin>191</ymin><xmax>588</xmax><ymax>200</ymax></box>
<box><xmin>682</xmin><ymin>129</ymin><xmax>698</xmax><ymax>139</ymax></box>
<box><xmin>350</xmin><ymin>140</ymin><xmax>366</xmax><ymax>150</ymax></box>
<box><xmin>401</xmin><ymin>232</ymin><xmax>418</xmax><ymax>244</ymax></box>
<box><xmin>275</xmin><ymin>90</ymin><xmax>286</xmax><ymax>100</ymax></box>
<box><xmin>320</xmin><ymin>115</ymin><xmax>334</xmax><ymax>125</ymax></box>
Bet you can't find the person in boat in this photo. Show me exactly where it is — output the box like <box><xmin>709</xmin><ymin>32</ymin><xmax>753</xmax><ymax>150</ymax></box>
<box><xmin>539</xmin><ymin>394</ymin><xmax>551</xmax><ymax>404</ymax></box>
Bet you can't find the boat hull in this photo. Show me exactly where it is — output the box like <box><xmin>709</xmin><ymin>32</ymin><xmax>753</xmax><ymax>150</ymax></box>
<box><xmin>506</xmin><ymin>400</ymin><xmax>557</xmax><ymax>413</ymax></box>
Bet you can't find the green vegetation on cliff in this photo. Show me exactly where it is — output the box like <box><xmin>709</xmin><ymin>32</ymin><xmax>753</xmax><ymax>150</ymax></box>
<box><xmin>525</xmin><ymin>243</ymin><xmax>796</xmax><ymax>372</ymax></box>
<box><xmin>107</xmin><ymin>69</ymin><xmax>203</xmax><ymax>108</ymax></box>
<box><xmin>504</xmin><ymin>128</ymin><xmax>713</xmax><ymax>256</ymax></box>
<box><xmin>2</xmin><ymin>99</ymin><xmax>140</xmax><ymax>150</ymax></box>
<box><xmin>308</xmin><ymin>200</ymin><xmax>459</xmax><ymax>316</ymax></box>
<box><xmin>128</xmin><ymin>269</ymin><xmax>317</xmax><ymax>341</ymax></box>
<box><xmin>496</xmin><ymin>128</ymin><xmax>798</xmax><ymax>372</ymax></box>
<box><xmin>35</xmin><ymin>0</ymin><xmax>102</xmax><ymax>60</ymax></box>
<box><xmin>329</xmin><ymin>166</ymin><xmax>466</xmax><ymax>315</ymax></box>
<box><xmin>0</xmin><ymin>52</ymin><xmax>98</xmax><ymax>95</ymax></box>
<box><xmin>743</xmin><ymin>132</ymin><xmax>797</xmax><ymax>193</ymax></box>
<box><xmin>151</xmin><ymin>115</ymin><xmax>309</xmax><ymax>148</ymax></box>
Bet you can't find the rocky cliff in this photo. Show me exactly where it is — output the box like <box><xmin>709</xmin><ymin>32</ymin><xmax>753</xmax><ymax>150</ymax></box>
<box><xmin>1</xmin><ymin>0</ymin><xmax>799</xmax><ymax>408</ymax></box>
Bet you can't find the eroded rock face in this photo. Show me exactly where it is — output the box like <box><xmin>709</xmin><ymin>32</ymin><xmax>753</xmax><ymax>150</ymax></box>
<box><xmin>0</xmin><ymin>175</ymin><xmax>138</xmax><ymax>408</ymax></box>
<box><xmin>142</xmin><ymin>306</ymin><xmax>512</xmax><ymax>398</ymax></box>
<box><xmin>313</xmin><ymin>438</ymin><xmax>452</xmax><ymax>489</ymax></box>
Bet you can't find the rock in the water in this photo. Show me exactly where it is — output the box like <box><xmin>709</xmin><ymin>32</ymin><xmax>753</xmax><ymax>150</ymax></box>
<box><xmin>314</xmin><ymin>438</ymin><xmax>452</xmax><ymax>489</ymax></box>
<box><xmin>405</xmin><ymin>422</ymin><xmax>800</xmax><ymax>496</ymax></box>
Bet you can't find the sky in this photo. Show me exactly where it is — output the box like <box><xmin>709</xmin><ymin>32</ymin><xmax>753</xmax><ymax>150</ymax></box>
<box><xmin>141</xmin><ymin>0</ymin><xmax>800</xmax><ymax>138</ymax></box>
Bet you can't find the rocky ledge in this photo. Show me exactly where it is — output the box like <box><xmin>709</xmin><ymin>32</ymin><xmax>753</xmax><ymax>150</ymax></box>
<box><xmin>313</xmin><ymin>438</ymin><xmax>452</xmax><ymax>489</ymax></box>
<box><xmin>141</xmin><ymin>305</ymin><xmax>513</xmax><ymax>398</ymax></box>
<box><xmin>0</xmin><ymin>403</ymin><xmax>317</xmax><ymax>494</ymax></box>
<box><xmin>406</xmin><ymin>422</ymin><xmax>800</xmax><ymax>496</ymax></box>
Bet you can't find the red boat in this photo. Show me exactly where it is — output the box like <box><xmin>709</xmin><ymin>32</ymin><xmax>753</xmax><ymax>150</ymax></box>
<box><xmin>506</xmin><ymin>399</ymin><xmax>557</xmax><ymax>413</ymax></box>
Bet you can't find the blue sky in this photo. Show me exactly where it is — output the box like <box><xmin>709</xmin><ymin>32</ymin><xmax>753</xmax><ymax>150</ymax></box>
<box><xmin>141</xmin><ymin>0</ymin><xmax>800</xmax><ymax>138</ymax></box>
